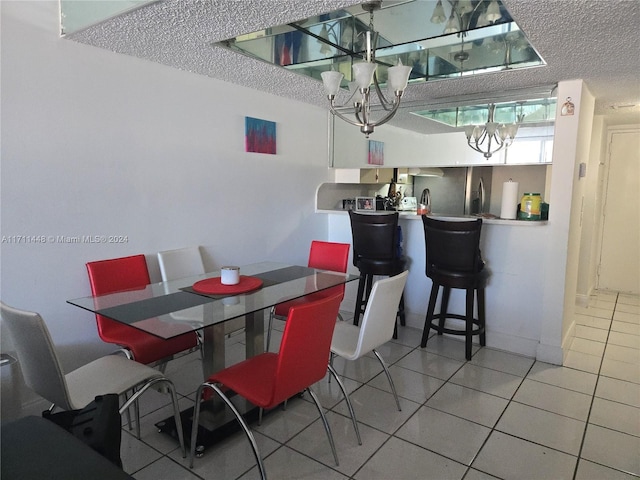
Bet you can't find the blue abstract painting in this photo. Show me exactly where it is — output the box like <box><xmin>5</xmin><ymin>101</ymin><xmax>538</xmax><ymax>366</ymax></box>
<box><xmin>245</xmin><ymin>117</ymin><xmax>276</xmax><ymax>154</ymax></box>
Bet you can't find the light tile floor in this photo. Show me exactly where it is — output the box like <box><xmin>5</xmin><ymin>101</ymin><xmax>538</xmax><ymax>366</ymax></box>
<box><xmin>11</xmin><ymin>291</ymin><xmax>640</xmax><ymax>479</ymax></box>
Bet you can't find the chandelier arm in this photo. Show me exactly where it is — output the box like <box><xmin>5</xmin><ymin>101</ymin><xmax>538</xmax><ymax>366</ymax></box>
<box><xmin>332</xmin><ymin>88</ymin><xmax>360</xmax><ymax>109</ymax></box>
<box><xmin>372</xmin><ymin>72</ymin><xmax>394</xmax><ymax>111</ymax></box>
<box><xmin>366</xmin><ymin>95</ymin><xmax>402</xmax><ymax>128</ymax></box>
<box><xmin>328</xmin><ymin>100</ymin><xmax>366</xmax><ymax>128</ymax></box>
<box><xmin>470</xmin><ymin>132</ymin><xmax>507</xmax><ymax>159</ymax></box>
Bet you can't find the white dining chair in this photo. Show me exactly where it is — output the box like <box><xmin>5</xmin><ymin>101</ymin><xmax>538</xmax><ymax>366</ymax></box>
<box><xmin>157</xmin><ymin>246</ymin><xmax>244</xmax><ymax>335</ymax></box>
<box><xmin>0</xmin><ymin>301</ymin><xmax>186</xmax><ymax>457</ymax></box>
<box><xmin>330</xmin><ymin>270</ymin><xmax>408</xmax><ymax>412</ymax></box>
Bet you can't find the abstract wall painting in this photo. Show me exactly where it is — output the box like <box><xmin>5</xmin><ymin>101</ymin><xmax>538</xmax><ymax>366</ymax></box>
<box><xmin>368</xmin><ymin>139</ymin><xmax>384</xmax><ymax>165</ymax></box>
<box><xmin>245</xmin><ymin>117</ymin><xmax>277</xmax><ymax>154</ymax></box>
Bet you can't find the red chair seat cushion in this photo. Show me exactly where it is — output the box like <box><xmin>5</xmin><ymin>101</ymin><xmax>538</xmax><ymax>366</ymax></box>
<box><xmin>98</xmin><ymin>316</ymin><xmax>196</xmax><ymax>365</ymax></box>
<box><xmin>209</xmin><ymin>353</ymin><xmax>278</xmax><ymax>409</ymax></box>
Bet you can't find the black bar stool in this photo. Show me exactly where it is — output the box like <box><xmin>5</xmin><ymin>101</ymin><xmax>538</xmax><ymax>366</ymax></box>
<box><xmin>348</xmin><ymin>211</ymin><xmax>406</xmax><ymax>333</ymax></box>
<box><xmin>421</xmin><ymin>216</ymin><xmax>489</xmax><ymax>360</ymax></box>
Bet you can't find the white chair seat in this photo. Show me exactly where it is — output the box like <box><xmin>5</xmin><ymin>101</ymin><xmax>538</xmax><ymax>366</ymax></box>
<box><xmin>329</xmin><ymin>322</ymin><xmax>361</xmax><ymax>361</ymax></box>
<box><xmin>0</xmin><ymin>301</ymin><xmax>186</xmax><ymax>458</ymax></box>
<box><xmin>65</xmin><ymin>355</ymin><xmax>166</xmax><ymax>409</ymax></box>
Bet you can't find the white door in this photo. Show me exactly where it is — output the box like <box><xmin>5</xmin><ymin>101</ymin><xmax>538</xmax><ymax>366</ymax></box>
<box><xmin>598</xmin><ymin>129</ymin><xmax>640</xmax><ymax>294</ymax></box>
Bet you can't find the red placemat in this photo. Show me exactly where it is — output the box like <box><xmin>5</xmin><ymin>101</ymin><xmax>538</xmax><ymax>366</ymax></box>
<box><xmin>192</xmin><ymin>276</ymin><xmax>263</xmax><ymax>295</ymax></box>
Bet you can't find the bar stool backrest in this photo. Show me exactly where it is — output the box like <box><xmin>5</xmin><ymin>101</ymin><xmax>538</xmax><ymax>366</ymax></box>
<box><xmin>422</xmin><ymin>217</ymin><xmax>484</xmax><ymax>275</ymax></box>
<box><xmin>349</xmin><ymin>211</ymin><xmax>399</xmax><ymax>266</ymax></box>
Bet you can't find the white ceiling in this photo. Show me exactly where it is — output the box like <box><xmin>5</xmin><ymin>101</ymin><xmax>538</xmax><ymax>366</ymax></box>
<box><xmin>66</xmin><ymin>0</ymin><xmax>640</xmax><ymax>131</ymax></box>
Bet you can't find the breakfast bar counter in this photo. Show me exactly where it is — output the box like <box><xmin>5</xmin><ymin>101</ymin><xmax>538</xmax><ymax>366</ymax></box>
<box><xmin>320</xmin><ymin>210</ymin><xmax>550</xmax><ymax>359</ymax></box>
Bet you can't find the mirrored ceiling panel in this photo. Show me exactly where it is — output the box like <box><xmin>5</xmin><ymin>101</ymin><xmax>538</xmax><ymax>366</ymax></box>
<box><xmin>217</xmin><ymin>0</ymin><xmax>545</xmax><ymax>88</ymax></box>
<box><xmin>412</xmin><ymin>98</ymin><xmax>558</xmax><ymax>127</ymax></box>
<box><xmin>60</xmin><ymin>0</ymin><xmax>155</xmax><ymax>35</ymax></box>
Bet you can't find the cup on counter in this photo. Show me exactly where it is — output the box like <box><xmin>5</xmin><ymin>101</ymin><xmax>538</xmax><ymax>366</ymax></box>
<box><xmin>220</xmin><ymin>266</ymin><xmax>240</xmax><ymax>285</ymax></box>
<box><xmin>417</xmin><ymin>204</ymin><xmax>430</xmax><ymax>215</ymax></box>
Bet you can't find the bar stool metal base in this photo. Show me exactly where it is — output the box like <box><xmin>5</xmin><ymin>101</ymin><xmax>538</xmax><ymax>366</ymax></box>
<box><xmin>421</xmin><ymin>284</ymin><xmax>486</xmax><ymax>360</ymax></box>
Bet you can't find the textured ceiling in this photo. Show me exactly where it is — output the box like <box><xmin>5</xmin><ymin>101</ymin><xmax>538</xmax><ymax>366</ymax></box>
<box><xmin>66</xmin><ymin>0</ymin><xmax>640</xmax><ymax>133</ymax></box>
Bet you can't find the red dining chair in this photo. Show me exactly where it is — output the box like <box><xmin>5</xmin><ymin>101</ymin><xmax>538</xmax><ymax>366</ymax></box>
<box><xmin>189</xmin><ymin>292</ymin><xmax>345</xmax><ymax>476</ymax></box>
<box><xmin>86</xmin><ymin>254</ymin><xmax>199</xmax><ymax>367</ymax></box>
<box><xmin>265</xmin><ymin>240</ymin><xmax>350</xmax><ymax>350</ymax></box>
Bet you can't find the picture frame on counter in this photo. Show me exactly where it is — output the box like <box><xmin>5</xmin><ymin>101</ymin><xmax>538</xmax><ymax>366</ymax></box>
<box><xmin>356</xmin><ymin>197</ymin><xmax>376</xmax><ymax>211</ymax></box>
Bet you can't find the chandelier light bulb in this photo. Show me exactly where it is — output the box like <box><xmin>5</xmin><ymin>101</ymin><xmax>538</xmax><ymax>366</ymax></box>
<box><xmin>387</xmin><ymin>59</ymin><xmax>412</xmax><ymax>93</ymax></box>
<box><xmin>457</xmin><ymin>0</ymin><xmax>473</xmax><ymax>15</ymax></box>
<box><xmin>485</xmin><ymin>0</ymin><xmax>502</xmax><ymax>22</ymax></box>
<box><xmin>352</xmin><ymin>61</ymin><xmax>377</xmax><ymax>90</ymax></box>
<box><xmin>444</xmin><ymin>11</ymin><xmax>459</xmax><ymax>34</ymax></box>
<box><xmin>430</xmin><ymin>0</ymin><xmax>446</xmax><ymax>23</ymax></box>
<box><xmin>321</xmin><ymin>70</ymin><xmax>344</xmax><ymax>96</ymax></box>
<box><xmin>476</xmin><ymin>11</ymin><xmax>489</xmax><ymax>27</ymax></box>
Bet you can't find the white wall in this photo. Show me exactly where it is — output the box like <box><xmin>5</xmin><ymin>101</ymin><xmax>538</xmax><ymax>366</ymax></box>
<box><xmin>0</xmin><ymin>2</ymin><xmax>332</xmax><ymax>370</ymax></box>
<box><xmin>533</xmin><ymin>80</ymin><xmax>595</xmax><ymax>364</ymax></box>
<box><xmin>576</xmin><ymin>115</ymin><xmax>605</xmax><ymax>303</ymax></box>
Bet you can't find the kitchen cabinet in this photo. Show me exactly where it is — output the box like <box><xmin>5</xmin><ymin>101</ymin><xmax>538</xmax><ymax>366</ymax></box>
<box><xmin>359</xmin><ymin>168</ymin><xmax>408</xmax><ymax>184</ymax></box>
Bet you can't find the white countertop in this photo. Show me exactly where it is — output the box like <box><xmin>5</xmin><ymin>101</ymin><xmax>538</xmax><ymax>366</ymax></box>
<box><xmin>316</xmin><ymin>209</ymin><xmax>548</xmax><ymax>226</ymax></box>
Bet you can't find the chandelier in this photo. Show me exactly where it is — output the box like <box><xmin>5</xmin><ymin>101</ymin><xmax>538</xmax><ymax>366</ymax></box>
<box><xmin>464</xmin><ymin>103</ymin><xmax>524</xmax><ymax>158</ymax></box>
<box><xmin>320</xmin><ymin>1</ymin><xmax>412</xmax><ymax>138</ymax></box>
<box><xmin>430</xmin><ymin>0</ymin><xmax>503</xmax><ymax>33</ymax></box>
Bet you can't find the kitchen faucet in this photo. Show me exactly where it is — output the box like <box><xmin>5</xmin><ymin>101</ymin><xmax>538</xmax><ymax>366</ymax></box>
<box><xmin>420</xmin><ymin>188</ymin><xmax>431</xmax><ymax>213</ymax></box>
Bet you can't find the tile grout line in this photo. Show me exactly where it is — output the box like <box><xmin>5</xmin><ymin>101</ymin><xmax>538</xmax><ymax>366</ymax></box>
<box><xmin>571</xmin><ymin>292</ymin><xmax>618</xmax><ymax>480</ymax></box>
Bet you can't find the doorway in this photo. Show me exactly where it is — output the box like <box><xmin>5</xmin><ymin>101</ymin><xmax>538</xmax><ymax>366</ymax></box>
<box><xmin>597</xmin><ymin>128</ymin><xmax>640</xmax><ymax>294</ymax></box>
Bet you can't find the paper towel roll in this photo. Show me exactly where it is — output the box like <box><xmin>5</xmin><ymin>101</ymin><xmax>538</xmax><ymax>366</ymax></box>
<box><xmin>500</xmin><ymin>181</ymin><xmax>519</xmax><ymax>219</ymax></box>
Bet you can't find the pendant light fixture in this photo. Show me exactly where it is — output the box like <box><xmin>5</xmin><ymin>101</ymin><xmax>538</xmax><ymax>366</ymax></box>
<box><xmin>320</xmin><ymin>1</ymin><xmax>412</xmax><ymax>138</ymax></box>
<box><xmin>464</xmin><ymin>103</ymin><xmax>524</xmax><ymax>158</ymax></box>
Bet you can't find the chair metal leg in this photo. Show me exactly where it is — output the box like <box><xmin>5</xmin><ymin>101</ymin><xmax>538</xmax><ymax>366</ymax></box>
<box><xmin>190</xmin><ymin>383</ymin><xmax>266</xmax><ymax>479</ymax></box>
<box><xmin>327</xmin><ymin>364</ymin><xmax>361</xmax><ymax>445</ymax></box>
<box><xmin>353</xmin><ymin>275</ymin><xmax>367</xmax><ymax>326</ymax></box>
<box><xmin>397</xmin><ymin>292</ymin><xmax>406</xmax><ymax>326</ymax></box>
<box><xmin>328</xmin><ymin>352</ymin><xmax>335</xmax><ymax>383</ymax></box>
<box><xmin>373</xmin><ymin>349</ymin><xmax>401</xmax><ymax>411</ymax></box>
<box><xmin>439</xmin><ymin>287</ymin><xmax>451</xmax><ymax>333</ymax></box>
<box><xmin>465</xmin><ymin>288</ymin><xmax>474</xmax><ymax>360</ymax></box>
<box><xmin>258</xmin><ymin>407</ymin><xmax>264</xmax><ymax>425</ymax></box>
<box><xmin>478</xmin><ymin>287</ymin><xmax>486</xmax><ymax>346</ymax></box>
<box><xmin>134</xmin><ymin>396</ymin><xmax>141</xmax><ymax>439</ymax></box>
<box><xmin>266</xmin><ymin>307</ymin><xmax>275</xmax><ymax>352</ymax></box>
<box><xmin>122</xmin><ymin>390</ymin><xmax>133</xmax><ymax>431</ymax></box>
<box><xmin>158</xmin><ymin>360</ymin><xmax>168</xmax><ymax>374</ymax></box>
<box><xmin>119</xmin><ymin>378</ymin><xmax>186</xmax><ymax>458</ymax></box>
<box><xmin>421</xmin><ymin>284</ymin><xmax>439</xmax><ymax>348</ymax></box>
<box><xmin>306</xmin><ymin>387</ymin><xmax>339</xmax><ymax>467</ymax></box>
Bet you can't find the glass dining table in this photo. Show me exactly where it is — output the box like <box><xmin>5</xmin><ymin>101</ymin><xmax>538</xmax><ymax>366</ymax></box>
<box><xmin>68</xmin><ymin>262</ymin><xmax>359</xmax><ymax>450</ymax></box>
<box><xmin>68</xmin><ymin>262</ymin><xmax>359</xmax><ymax>379</ymax></box>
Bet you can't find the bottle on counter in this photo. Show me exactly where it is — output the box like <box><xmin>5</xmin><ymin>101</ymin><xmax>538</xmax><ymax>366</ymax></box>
<box><xmin>518</xmin><ymin>193</ymin><xmax>542</xmax><ymax>220</ymax></box>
